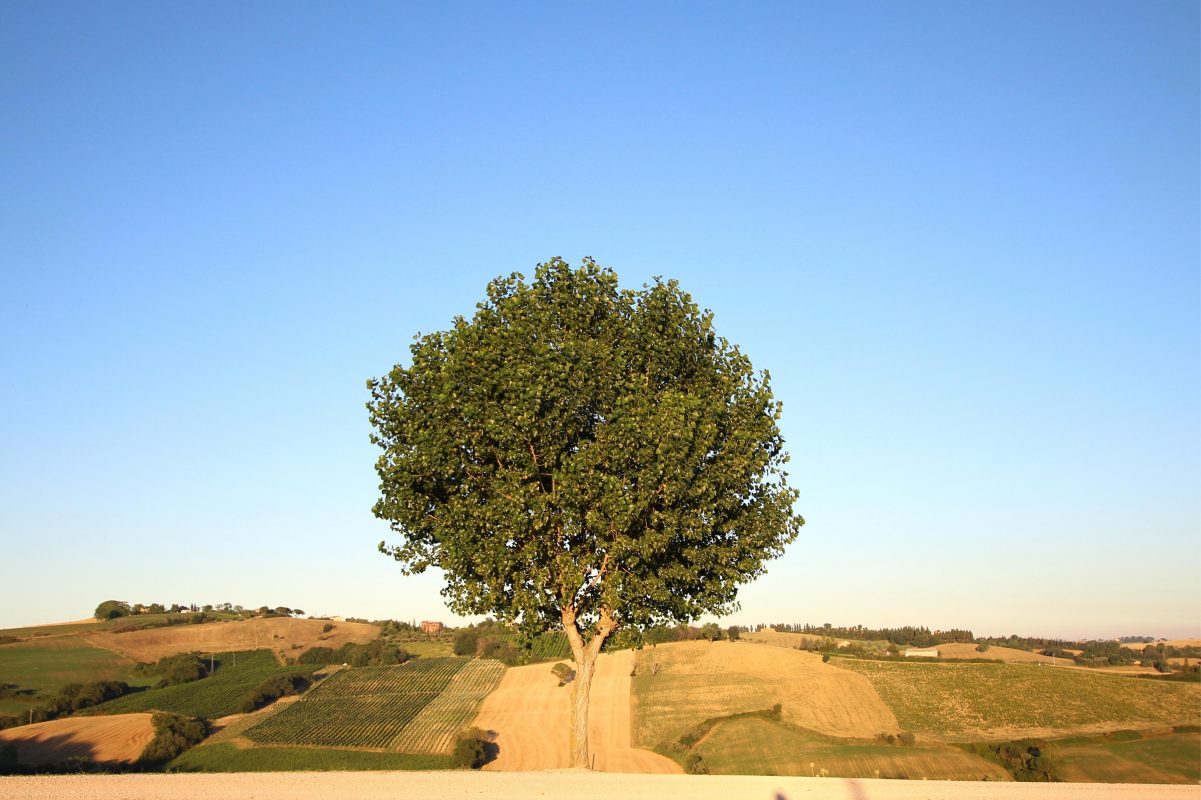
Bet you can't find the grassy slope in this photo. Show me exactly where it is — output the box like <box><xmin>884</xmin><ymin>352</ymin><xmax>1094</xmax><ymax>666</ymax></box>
<box><xmin>86</xmin><ymin>650</ymin><xmax>306</xmax><ymax>718</ymax></box>
<box><xmin>0</xmin><ymin>613</ymin><xmax>239</xmax><ymax>640</ymax></box>
<box><xmin>0</xmin><ymin>638</ymin><xmax>147</xmax><ymax>714</ymax></box>
<box><xmin>166</xmin><ymin>742</ymin><xmax>454</xmax><ymax>772</ymax></box>
<box><xmin>696</xmin><ymin>716</ymin><xmax>1010</xmax><ymax>781</ymax></box>
<box><xmin>837</xmin><ymin>658</ymin><xmax>1201</xmax><ymax>740</ymax></box>
<box><xmin>1053</xmin><ymin>732</ymin><xmax>1200</xmax><ymax>784</ymax></box>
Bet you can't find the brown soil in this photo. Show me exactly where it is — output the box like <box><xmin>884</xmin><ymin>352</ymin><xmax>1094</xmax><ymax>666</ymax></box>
<box><xmin>2</xmin><ymin>771</ymin><xmax>1198</xmax><ymax>800</ymax></box>
<box><xmin>470</xmin><ymin>649</ymin><xmax>681</xmax><ymax>773</ymax></box>
<box><xmin>84</xmin><ymin>618</ymin><xmax>379</xmax><ymax>663</ymax></box>
<box><xmin>0</xmin><ymin>713</ymin><xmax>154</xmax><ymax>765</ymax></box>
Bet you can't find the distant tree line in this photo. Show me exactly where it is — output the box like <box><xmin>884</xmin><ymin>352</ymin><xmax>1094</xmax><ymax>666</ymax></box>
<box><xmin>93</xmin><ymin>600</ymin><xmax>306</xmax><ymax>622</ymax></box>
<box><xmin>296</xmin><ymin>639</ymin><xmax>410</xmax><ymax>667</ymax></box>
<box><xmin>768</xmin><ymin>623</ymin><xmax>975</xmax><ymax>647</ymax></box>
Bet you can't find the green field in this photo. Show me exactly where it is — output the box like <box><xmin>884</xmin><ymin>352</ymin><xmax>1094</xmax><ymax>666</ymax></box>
<box><xmin>0</xmin><ymin>638</ymin><xmax>145</xmax><ymax>713</ymax></box>
<box><xmin>694</xmin><ymin>716</ymin><xmax>1011</xmax><ymax>780</ymax></box>
<box><xmin>165</xmin><ymin>742</ymin><xmax>454</xmax><ymax>772</ymax></box>
<box><xmin>86</xmin><ymin>650</ymin><xmax>307</xmax><ymax>719</ymax></box>
<box><xmin>837</xmin><ymin>659</ymin><xmax>1201</xmax><ymax>739</ymax></box>
<box><xmin>245</xmin><ymin>657</ymin><xmax>470</xmax><ymax>748</ymax></box>
<box><xmin>1053</xmin><ymin>731</ymin><xmax>1201</xmax><ymax>784</ymax></box>
<box><xmin>389</xmin><ymin>658</ymin><xmax>506</xmax><ymax>753</ymax></box>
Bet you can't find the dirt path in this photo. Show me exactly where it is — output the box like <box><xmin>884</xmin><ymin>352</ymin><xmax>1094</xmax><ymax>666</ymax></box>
<box><xmin>471</xmin><ymin>650</ymin><xmax>680</xmax><ymax>773</ymax></box>
<box><xmin>0</xmin><ymin>713</ymin><xmax>154</xmax><ymax>765</ymax></box>
<box><xmin>1</xmin><ymin>771</ymin><xmax>1197</xmax><ymax>800</ymax></box>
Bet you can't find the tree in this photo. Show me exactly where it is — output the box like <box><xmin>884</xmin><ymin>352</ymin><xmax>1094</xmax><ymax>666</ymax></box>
<box><xmin>94</xmin><ymin>600</ymin><xmax>130</xmax><ymax>621</ymax></box>
<box><xmin>368</xmin><ymin>258</ymin><xmax>802</xmax><ymax>767</ymax></box>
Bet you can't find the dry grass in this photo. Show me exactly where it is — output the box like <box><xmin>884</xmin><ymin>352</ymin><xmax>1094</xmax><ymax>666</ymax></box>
<box><xmin>695</xmin><ymin>716</ymin><xmax>1011</xmax><ymax>780</ymax></box>
<box><xmin>938</xmin><ymin>642</ymin><xmax>1057</xmax><ymax>663</ymax></box>
<box><xmin>838</xmin><ymin>659</ymin><xmax>1201</xmax><ymax>741</ymax></box>
<box><xmin>0</xmin><ymin>713</ymin><xmax>154</xmax><ymax>765</ymax></box>
<box><xmin>84</xmin><ymin>617</ymin><xmax>379</xmax><ymax>663</ymax></box>
<box><xmin>631</xmin><ymin>640</ymin><xmax>898</xmax><ymax>749</ymax></box>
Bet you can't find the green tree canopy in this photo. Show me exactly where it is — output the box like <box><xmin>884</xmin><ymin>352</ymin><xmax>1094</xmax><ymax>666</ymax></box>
<box><xmin>94</xmin><ymin>600</ymin><xmax>131</xmax><ymax>621</ymax></box>
<box><xmin>368</xmin><ymin>257</ymin><xmax>802</xmax><ymax>766</ymax></box>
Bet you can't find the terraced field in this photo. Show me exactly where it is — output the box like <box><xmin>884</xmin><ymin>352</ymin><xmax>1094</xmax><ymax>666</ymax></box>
<box><xmin>87</xmin><ymin>650</ymin><xmax>306</xmax><ymax>719</ymax></box>
<box><xmin>245</xmin><ymin>657</ymin><xmax>478</xmax><ymax>749</ymax></box>
<box><xmin>837</xmin><ymin>658</ymin><xmax>1201</xmax><ymax>740</ymax></box>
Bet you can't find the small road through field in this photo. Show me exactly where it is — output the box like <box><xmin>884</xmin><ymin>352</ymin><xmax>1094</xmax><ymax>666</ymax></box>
<box><xmin>2</xmin><ymin>771</ymin><xmax>1198</xmax><ymax>800</ymax></box>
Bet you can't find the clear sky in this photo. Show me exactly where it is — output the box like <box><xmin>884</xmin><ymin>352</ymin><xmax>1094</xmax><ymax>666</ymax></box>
<box><xmin>2</xmin><ymin>2</ymin><xmax>1197</xmax><ymax>639</ymax></box>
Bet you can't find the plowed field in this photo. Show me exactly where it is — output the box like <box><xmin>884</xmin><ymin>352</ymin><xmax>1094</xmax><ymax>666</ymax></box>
<box><xmin>470</xmin><ymin>648</ymin><xmax>681</xmax><ymax>773</ymax></box>
<box><xmin>0</xmin><ymin>713</ymin><xmax>154</xmax><ymax>765</ymax></box>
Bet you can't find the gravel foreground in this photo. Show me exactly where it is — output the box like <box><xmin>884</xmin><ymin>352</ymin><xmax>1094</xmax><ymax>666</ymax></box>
<box><xmin>1</xmin><ymin>771</ymin><xmax>1199</xmax><ymax>800</ymax></box>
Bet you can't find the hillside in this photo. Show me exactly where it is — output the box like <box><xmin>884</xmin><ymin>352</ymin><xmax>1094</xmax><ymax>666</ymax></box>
<box><xmin>0</xmin><ymin>713</ymin><xmax>154</xmax><ymax>766</ymax></box>
<box><xmin>631</xmin><ymin>640</ymin><xmax>898</xmax><ymax>747</ymax></box>
<box><xmin>837</xmin><ymin>658</ymin><xmax>1201</xmax><ymax>741</ymax></box>
<box><xmin>84</xmin><ymin>617</ymin><xmax>379</xmax><ymax>663</ymax></box>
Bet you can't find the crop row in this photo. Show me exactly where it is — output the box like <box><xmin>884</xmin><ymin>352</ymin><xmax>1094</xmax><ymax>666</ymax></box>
<box><xmin>245</xmin><ymin>657</ymin><xmax>470</xmax><ymax>748</ymax></box>
<box><xmin>389</xmin><ymin>658</ymin><xmax>506</xmax><ymax>753</ymax></box>
<box><xmin>89</xmin><ymin>650</ymin><xmax>302</xmax><ymax>719</ymax></box>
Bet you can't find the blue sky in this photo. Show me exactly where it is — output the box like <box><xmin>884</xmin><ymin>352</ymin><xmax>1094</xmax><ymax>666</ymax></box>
<box><xmin>2</xmin><ymin>2</ymin><xmax>1197</xmax><ymax>638</ymax></box>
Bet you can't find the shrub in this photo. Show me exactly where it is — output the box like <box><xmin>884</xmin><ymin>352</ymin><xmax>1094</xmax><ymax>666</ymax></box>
<box><xmin>153</xmin><ymin>655</ymin><xmax>208</xmax><ymax>688</ymax></box>
<box><xmin>550</xmin><ymin>662</ymin><xmax>575</xmax><ymax>685</ymax></box>
<box><xmin>453</xmin><ymin>629</ymin><xmax>480</xmax><ymax>657</ymax></box>
<box><xmin>238</xmin><ymin>673</ymin><xmax>310</xmax><ymax>713</ymax></box>
<box><xmin>897</xmin><ymin>730</ymin><xmax>916</xmax><ymax>746</ymax></box>
<box><xmin>685</xmin><ymin>753</ymin><xmax>709</xmax><ymax>774</ymax></box>
<box><xmin>976</xmin><ymin>642</ymin><xmax>991</xmax><ymax>653</ymax></box>
<box><xmin>139</xmin><ymin>713</ymin><xmax>209</xmax><ymax>764</ymax></box>
<box><xmin>452</xmin><ymin>727</ymin><xmax>490</xmax><ymax>769</ymax></box>
<box><xmin>322</xmin><ymin>623</ymin><xmax>335</xmax><ymax>633</ymax></box>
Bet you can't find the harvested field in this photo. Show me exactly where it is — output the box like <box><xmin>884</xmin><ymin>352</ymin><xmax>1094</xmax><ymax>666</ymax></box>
<box><xmin>631</xmin><ymin>640</ymin><xmax>898</xmax><ymax>748</ymax></box>
<box><xmin>0</xmin><ymin>712</ymin><xmax>154</xmax><ymax>765</ymax></box>
<box><xmin>3</xmin><ymin>770</ymin><xmax>1200</xmax><ymax>800</ymax></box>
<box><xmin>838</xmin><ymin>659</ymin><xmax>1201</xmax><ymax>741</ymax></box>
<box><xmin>471</xmin><ymin>648</ymin><xmax>681</xmax><ymax>773</ymax></box>
<box><xmin>84</xmin><ymin>617</ymin><xmax>378</xmax><ymax>662</ymax></box>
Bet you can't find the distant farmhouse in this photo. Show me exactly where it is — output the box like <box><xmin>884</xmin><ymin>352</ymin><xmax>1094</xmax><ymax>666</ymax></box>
<box><xmin>420</xmin><ymin>620</ymin><xmax>444</xmax><ymax>634</ymax></box>
<box><xmin>904</xmin><ymin>647</ymin><xmax>940</xmax><ymax>658</ymax></box>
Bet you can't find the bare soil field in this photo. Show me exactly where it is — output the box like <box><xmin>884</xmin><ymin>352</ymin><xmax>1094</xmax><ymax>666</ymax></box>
<box><xmin>1</xmin><ymin>770</ymin><xmax>1198</xmax><ymax>800</ymax></box>
<box><xmin>0</xmin><ymin>713</ymin><xmax>153</xmax><ymax>765</ymax></box>
<box><xmin>470</xmin><ymin>649</ymin><xmax>680</xmax><ymax>773</ymax></box>
<box><xmin>84</xmin><ymin>617</ymin><xmax>379</xmax><ymax>663</ymax></box>
<box><xmin>632</xmin><ymin>640</ymin><xmax>899</xmax><ymax>747</ymax></box>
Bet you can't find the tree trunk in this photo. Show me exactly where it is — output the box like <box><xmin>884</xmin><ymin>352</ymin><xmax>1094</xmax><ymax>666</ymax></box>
<box><xmin>568</xmin><ymin>643</ymin><xmax>597</xmax><ymax>768</ymax></box>
<box><xmin>562</xmin><ymin>606</ymin><xmax>616</xmax><ymax>768</ymax></box>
